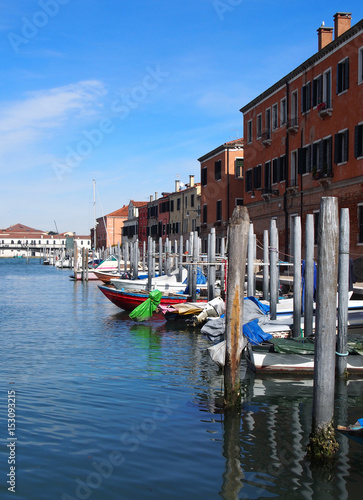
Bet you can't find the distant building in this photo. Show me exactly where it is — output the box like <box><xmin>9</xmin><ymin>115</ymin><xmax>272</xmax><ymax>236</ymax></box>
<box><xmin>93</xmin><ymin>205</ymin><xmax>129</xmax><ymax>249</ymax></box>
<box><xmin>0</xmin><ymin>223</ymin><xmax>90</xmax><ymax>257</ymax></box>
<box><xmin>122</xmin><ymin>201</ymin><xmax>148</xmax><ymax>245</ymax></box>
<box><xmin>240</xmin><ymin>12</ymin><xmax>363</xmax><ymax>260</ymax></box>
<box><xmin>198</xmin><ymin>139</ymin><xmax>244</xmax><ymax>253</ymax></box>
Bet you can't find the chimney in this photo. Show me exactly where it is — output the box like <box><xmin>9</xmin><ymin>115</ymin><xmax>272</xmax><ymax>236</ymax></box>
<box><xmin>175</xmin><ymin>180</ymin><xmax>180</xmax><ymax>192</ymax></box>
<box><xmin>150</xmin><ymin>195</ymin><xmax>153</xmax><ymax>202</ymax></box>
<box><xmin>155</xmin><ymin>192</ymin><xmax>158</xmax><ymax>200</ymax></box>
<box><xmin>189</xmin><ymin>175</ymin><xmax>195</xmax><ymax>188</ymax></box>
<box><xmin>334</xmin><ymin>12</ymin><xmax>352</xmax><ymax>39</ymax></box>
<box><xmin>317</xmin><ymin>22</ymin><xmax>333</xmax><ymax>51</ymax></box>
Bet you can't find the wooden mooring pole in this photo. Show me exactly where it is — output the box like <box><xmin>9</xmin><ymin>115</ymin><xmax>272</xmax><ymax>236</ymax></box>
<box><xmin>308</xmin><ymin>197</ymin><xmax>339</xmax><ymax>462</ymax></box>
<box><xmin>337</xmin><ymin>208</ymin><xmax>350</xmax><ymax>378</ymax></box>
<box><xmin>224</xmin><ymin>206</ymin><xmax>249</xmax><ymax>409</ymax></box>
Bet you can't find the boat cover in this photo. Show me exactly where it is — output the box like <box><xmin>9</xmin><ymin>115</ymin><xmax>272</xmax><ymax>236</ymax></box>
<box><xmin>129</xmin><ymin>289</ymin><xmax>163</xmax><ymax>321</ymax></box>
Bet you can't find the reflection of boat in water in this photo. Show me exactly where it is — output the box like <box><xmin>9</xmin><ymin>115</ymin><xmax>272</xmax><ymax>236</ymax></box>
<box><xmin>338</xmin><ymin>419</ymin><xmax>363</xmax><ymax>446</ymax></box>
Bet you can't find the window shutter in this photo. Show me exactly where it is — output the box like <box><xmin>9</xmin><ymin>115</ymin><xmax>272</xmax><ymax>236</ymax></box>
<box><xmin>307</xmin><ymin>82</ymin><xmax>311</xmax><ymax>110</ymax></box>
<box><xmin>344</xmin><ymin>129</ymin><xmax>349</xmax><ymax>162</ymax></box>
<box><xmin>276</xmin><ymin>157</ymin><xmax>281</xmax><ymax>182</ymax></box>
<box><xmin>318</xmin><ymin>141</ymin><xmax>324</xmax><ymax>169</ymax></box>
<box><xmin>336</xmin><ymin>63</ymin><xmax>339</xmax><ymax>94</ymax></box>
<box><xmin>328</xmin><ymin>137</ymin><xmax>332</xmax><ymax>171</ymax></box>
<box><xmin>355</xmin><ymin>125</ymin><xmax>359</xmax><ymax>158</ymax></box>
<box><xmin>345</xmin><ymin>58</ymin><xmax>350</xmax><ymax>90</ymax></box>
<box><xmin>298</xmin><ymin>148</ymin><xmax>304</xmax><ymax>174</ymax></box>
<box><xmin>334</xmin><ymin>134</ymin><xmax>340</xmax><ymax>164</ymax></box>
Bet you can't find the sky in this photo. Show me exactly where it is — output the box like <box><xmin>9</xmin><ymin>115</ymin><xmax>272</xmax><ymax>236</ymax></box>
<box><xmin>1</xmin><ymin>0</ymin><xmax>362</xmax><ymax>235</ymax></box>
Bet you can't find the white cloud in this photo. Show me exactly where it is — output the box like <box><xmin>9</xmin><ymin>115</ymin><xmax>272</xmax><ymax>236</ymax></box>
<box><xmin>0</xmin><ymin>80</ymin><xmax>107</xmax><ymax>157</ymax></box>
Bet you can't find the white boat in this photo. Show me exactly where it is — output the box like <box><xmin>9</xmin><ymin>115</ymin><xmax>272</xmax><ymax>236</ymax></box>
<box><xmin>110</xmin><ymin>268</ymin><xmax>189</xmax><ymax>293</ymax></box>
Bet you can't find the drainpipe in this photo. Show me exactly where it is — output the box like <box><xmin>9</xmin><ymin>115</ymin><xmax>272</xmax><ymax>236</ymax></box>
<box><xmin>227</xmin><ymin>148</ymin><xmax>230</xmax><ymax>219</ymax></box>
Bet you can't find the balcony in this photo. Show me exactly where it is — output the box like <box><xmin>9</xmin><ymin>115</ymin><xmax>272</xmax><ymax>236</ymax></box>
<box><xmin>312</xmin><ymin>166</ymin><xmax>333</xmax><ymax>187</ymax></box>
<box><xmin>287</xmin><ymin>118</ymin><xmax>299</xmax><ymax>134</ymax></box>
<box><xmin>261</xmin><ymin>131</ymin><xmax>272</xmax><ymax>147</ymax></box>
<box><xmin>286</xmin><ymin>179</ymin><xmax>298</xmax><ymax>194</ymax></box>
<box><xmin>262</xmin><ymin>187</ymin><xmax>280</xmax><ymax>200</ymax></box>
<box><xmin>317</xmin><ymin>102</ymin><xmax>333</xmax><ymax>118</ymax></box>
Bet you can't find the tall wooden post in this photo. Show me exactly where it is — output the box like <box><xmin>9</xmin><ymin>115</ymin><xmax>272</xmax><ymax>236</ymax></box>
<box><xmin>308</xmin><ymin>197</ymin><xmax>339</xmax><ymax>461</ymax></box>
<box><xmin>269</xmin><ymin>219</ymin><xmax>278</xmax><ymax>320</ymax></box>
<box><xmin>247</xmin><ymin>223</ymin><xmax>254</xmax><ymax>297</ymax></box>
<box><xmin>224</xmin><ymin>206</ymin><xmax>249</xmax><ymax>409</ymax></box>
<box><xmin>263</xmin><ymin>230</ymin><xmax>269</xmax><ymax>300</ymax></box>
<box><xmin>117</xmin><ymin>242</ymin><xmax>121</xmax><ymax>275</ymax></box>
<box><xmin>142</xmin><ymin>240</ymin><xmax>146</xmax><ymax>272</ymax></box>
<box><xmin>304</xmin><ymin>214</ymin><xmax>315</xmax><ymax>339</ymax></box>
<box><xmin>292</xmin><ymin>217</ymin><xmax>302</xmax><ymax>338</ymax></box>
<box><xmin>178</xmin><ymin>235</ymin><xmax>183</xmax><ymax>282</ymax></box>
<box><xmin>208</xmin><ymin>228</ymin><xmax>216</xmax><ymax>301</ymax></box>
<box><xmin>337</xmin><ymin>208</ymin><xmax>350</xmax><ymax>377</ymax></box>
<box><xmin>147</xmin><ymin>237</ymin><xmax>152</xmax><ymax>292</ymax></box>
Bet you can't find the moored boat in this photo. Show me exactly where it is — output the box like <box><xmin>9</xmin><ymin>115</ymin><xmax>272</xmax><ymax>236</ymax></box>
<box><xmin>98</xmin><ymin>285</ymin><xmax>207</xmax><ymax>311</ymax></box>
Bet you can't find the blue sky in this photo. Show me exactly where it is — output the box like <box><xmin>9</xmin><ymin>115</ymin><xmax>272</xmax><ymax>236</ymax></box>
<box><xmin>1</xmin><ymin>0</ymin><xmax>362</xmax><ymax>235</ymax></box>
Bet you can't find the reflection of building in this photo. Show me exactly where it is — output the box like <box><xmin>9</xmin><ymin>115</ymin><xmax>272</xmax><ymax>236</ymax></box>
<box><xmin>240</xmin><ymin>12</ymin><xmax>363</xmax><ymax>260</ymax></box>
<box><xmin>0</xmin><ymin>223</ymin><xmax>90</xmax><ymax>257</ymax></box>
<box><xmin>198</xmin><ymin>139</ymin><xmax>244</xmax><ymax>253</ymax></box>
<box><xmin>122</xmin><ymin>201</ymin><xmax>148</xmax><ymax>245</ymax></box>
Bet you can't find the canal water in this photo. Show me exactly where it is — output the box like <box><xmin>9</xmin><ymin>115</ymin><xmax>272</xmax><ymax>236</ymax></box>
<box><xmin>0</xmin><ymin>258</ymin><xmax>362</xmax><ymax>500</ymax></box>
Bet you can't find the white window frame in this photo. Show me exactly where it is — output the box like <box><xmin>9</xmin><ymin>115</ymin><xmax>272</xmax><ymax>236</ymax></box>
<box><xmin>256</xmin><ymin>113</ymin><xmax>262</xmax><ymax>139</ymax></box>
<box><xmin>272</xmin><ymin>103</ymin><xmax>278</xmax><ymax>131</ymax></box>
<box><xmin>247</xmin><ymin>119</ymin><xmax>253</xmax><ymax>144</ymax></box>
<box><xmin>280</xmin><ymin>98</ymin><xmax>287</xmax><ymax>126</ymax></box>
<box><xmin>359</xmin><ymin>47</ymin><xmax>363</xmax><ymax>85</ymax></box>
<box><xmin>323</xmin><ymin>68</ymin><xmax>332</xmax><ymax>107</ymax></box>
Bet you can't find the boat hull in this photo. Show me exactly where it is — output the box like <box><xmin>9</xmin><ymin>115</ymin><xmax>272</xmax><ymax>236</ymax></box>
<box><xmin>98</xmin><ymin>285</ymin><xmax>207</xmax><ymax>311</ymax></box>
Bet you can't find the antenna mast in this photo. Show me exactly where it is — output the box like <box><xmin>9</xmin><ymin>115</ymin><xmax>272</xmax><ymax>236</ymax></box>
<box><xmin>93</xmin><ymin>179</ymin><xmax>96</xmax><ymax>249</ymax></box>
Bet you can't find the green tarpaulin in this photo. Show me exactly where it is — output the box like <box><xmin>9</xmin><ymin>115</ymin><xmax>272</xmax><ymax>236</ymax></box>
<box><xmin>129</xmin><ymin>290</ymin><xmax>163</xmax><ymax>322</ymax></box>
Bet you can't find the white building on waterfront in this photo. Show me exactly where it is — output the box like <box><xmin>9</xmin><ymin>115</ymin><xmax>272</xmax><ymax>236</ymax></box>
<box><xmin>0</xmin><ymin>223</ymin><xmax>91</xmax><ymax>258</ymax></box>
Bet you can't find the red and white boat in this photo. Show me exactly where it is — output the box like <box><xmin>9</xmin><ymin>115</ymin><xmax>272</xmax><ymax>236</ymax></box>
<box><xmin>98</xmin><ymin>285</ymin><xmax>207</xmax><ymax>311</ymax></box>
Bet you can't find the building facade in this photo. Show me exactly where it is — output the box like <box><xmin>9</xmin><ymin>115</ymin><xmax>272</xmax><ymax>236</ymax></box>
<box><xmin>240</xmin><ymin>12</ymin><xmax>363</xmax><ymax>261</ymax></box>
<box><xmin>198</xmin><ymin>139</ymin><xmax>244</xmax><ymax>252</ymax></box>
<box><xmin>93</xmin><ymin>205</ymin><xmax>129</xmax><ymax>249</ymax></box>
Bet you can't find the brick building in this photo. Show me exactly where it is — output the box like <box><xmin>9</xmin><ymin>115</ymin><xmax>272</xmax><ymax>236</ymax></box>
<box><xmin>240</xmin><ymin>12</ymin><xmax>363</xmax><ymax>261</ymax></box>
<box><xmin>198</xmin><ymin>139</ymin><xmax>244</xmax><ymax>252</ymax></box>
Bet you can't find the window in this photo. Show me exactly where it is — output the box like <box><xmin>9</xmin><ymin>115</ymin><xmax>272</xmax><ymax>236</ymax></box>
<box><xmin>245</xmin><ymin>169</ymin><xmax>253</xmax><ymax>192</ymax></box>
<box><xmin>202</xmin><ymin>204</ymin><xmax>207</xmax><ymax>224</ymax></box>
<box><xmin>313</xmin><ymin>137</ymin><xmax>332</xmax><ymax>174</ymax></box>
<box><xmin>185</xmin><ymin>196</ymin><xmax>188</xmax><ymax>208</ymax></box>
<box><xmin>247</xmin><ymin>119</ymin><xmax>252</xmax><ymax>144</ymax></box>
<box><xmin>291</xmin><ymin>91</ymin><xmax>298</xmax><ymax>127</ymax></box>
<box><xmin>279</xmin><ymin>155</ymin><xmax>287</xmax><ymax>182</ymax></box>
<box><xmin>323</xmin><ymin>69</ymin><xmax>332</xmax><ymax>107</ymax></box>
<box><xmin>290</xmin><ymin>151</ymin><xmax>297</xmax><ymax>186</ymax></box>
<box><xmin>337</xmin><ymin>58</ymin><xmax>349</xmax><ymax>94</ymax></box>
<box><xmin>359</xmin><ymin>47</ymin><xmax>363</xmax><ymax>84</ymax></box>
<box><xmin>298</xmin><ymin>145</ymin><xmax>311</xmax><ymax>174</ymax></box>
<box><xmin>280</xmin><ymin>98</ymin><xmax>287</xmax><ymax>126</ymax></box>
<box><xmin>359</xmin><ymin>205</ymin><xmax>363</xmax><ymax>243</ymax></box>
<box><xmin>236</xmin><ymin>198</ymin><xmax>243</xmax><ymax>206</ymax></box>
<box><xmin>170</xmin><ymin>200</ymin><xmax>174</xmax><ymax>212</ymax></box>
<box><xmin>354</xmin><ymin>123</ymin><xmax>363</xmax><ymax>158</ymax></box>
<box><xmin>264</xmin><ymin>161</ymin><xmax>271</xmax><ymax>189</ymax></box>
<box><xmin>235</xmin><ymin>158</ymin><xmax>243</xmax><ymax>178</ymax></box>
<box><xmin>301</xmin><ymin>82</ymin><xmax>311</xmax><ymax>113</ymax></box>
<box><xmin>201</xmin><ymin>166</ymin><xmax>207</xmax><ymax>186</ymax></box>
<box><xmin>257</xmin><ymin>114</ymin><xmax>262</xmax><ymax>138</ymax></box>
<box><xmin>272</xmin><ymin>158</ymin><xmax>278</xmax><ymax>184</ymax></box>
<box><xmin>312</xmin><ymin>75</ymin><xmax>323</xmax><ymax>107</ymax></box>
<box><xmin>334</xmin><ymin>129</ymin><xmax>349</xmax><ymax>164</ymax></box>
<box><xmin>216</xmin><ymin>200</ymin><xmax>222</xmax><ymax>221</ymax></box>
<box><xmin>177</xmin><ymin>198</ymin><xmax>181</xmax><ymax>210</ymax></box>
<box><xmin>272</xmin><ymin>103</ymin><xmax>278</xmax><ymax>130</ymax></box>
<box><xmin>253</xmin><ymin>164</ymin><xmax>262</xmax><ymax>188</ymax></box>
<box><xmin>215</xmin><ymin>160</ymin><xmax>221</xmax><ymax>180</ymax></box>
<box><xmin>264</xmin><ymin>108</ymin><xmax>271</xmax><ymax>139</ymax></box>
<box><xmin>191</xmin><ymin>194</ymin><xmax>195</xmax><ymax>207</ymax></box>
